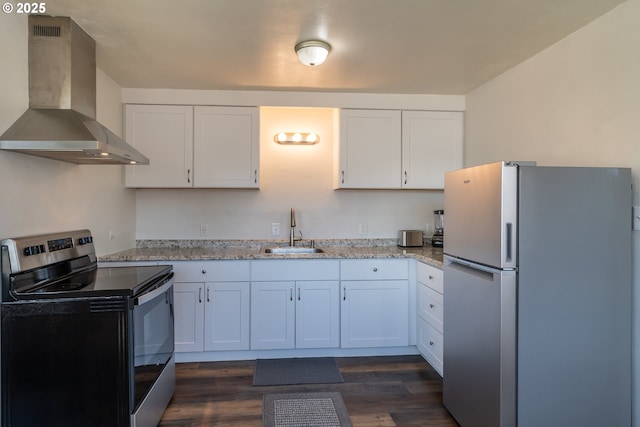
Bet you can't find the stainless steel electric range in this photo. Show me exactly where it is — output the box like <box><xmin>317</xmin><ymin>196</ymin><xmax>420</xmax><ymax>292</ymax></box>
<box><xmin>0</xmin><ymin>230</ymin><xmax>175</xmax><ymax>427</ymax></box>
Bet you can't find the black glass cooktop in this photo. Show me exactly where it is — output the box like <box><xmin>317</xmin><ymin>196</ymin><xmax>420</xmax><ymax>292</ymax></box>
<box><xmin>11</xmin><ymin>264</ymin><xmax>172</xmax><ymax>299</ymax></box>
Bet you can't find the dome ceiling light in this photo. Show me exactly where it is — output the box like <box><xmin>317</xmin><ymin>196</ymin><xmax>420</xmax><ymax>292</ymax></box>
<box><xmin>294</xmin><ymin>40</ymin><xmax>331</xmax><ymax>66</ymax></box>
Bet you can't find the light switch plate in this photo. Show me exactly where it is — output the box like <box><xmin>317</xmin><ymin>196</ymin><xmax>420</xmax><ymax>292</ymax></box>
<box><xmin>633</xmin><ymin>206</ymin><xmax>640</xmax><ymax>231</ymax></box>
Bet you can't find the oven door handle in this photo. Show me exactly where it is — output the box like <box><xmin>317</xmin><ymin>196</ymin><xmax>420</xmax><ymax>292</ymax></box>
<box><xmin>135</xmin><ymin>273</ymin><xmax>174</xmax><ymax>306</ymax></box>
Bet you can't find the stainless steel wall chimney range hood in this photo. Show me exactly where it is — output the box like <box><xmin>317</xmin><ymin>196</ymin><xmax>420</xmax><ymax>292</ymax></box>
<box><xmin>0</xmin><ymin>15</ymin><xmax>149</xmax><ymax>165</ymax></box>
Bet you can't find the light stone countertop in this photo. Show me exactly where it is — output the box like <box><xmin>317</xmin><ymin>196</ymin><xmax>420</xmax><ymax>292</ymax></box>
<box><xmin>100</xmin><ymin>239</ymin><xmax>444</xmax><ymax>268</ymax></box>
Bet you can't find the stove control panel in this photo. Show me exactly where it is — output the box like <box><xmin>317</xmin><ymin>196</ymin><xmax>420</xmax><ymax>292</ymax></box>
<box><xmin>1</xmin><ymin>229</ymin><xmax>96</xmax><ymax>274</ymax></box>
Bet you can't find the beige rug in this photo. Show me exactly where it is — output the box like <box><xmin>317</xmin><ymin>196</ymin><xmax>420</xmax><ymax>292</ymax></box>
<box><xmin>263</xmin><ymin>392</ymin><xmax>352</xmax><ymax>427</ymax></box>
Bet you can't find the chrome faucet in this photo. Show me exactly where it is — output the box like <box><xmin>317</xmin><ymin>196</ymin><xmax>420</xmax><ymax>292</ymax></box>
<box><xmin>289</xmin><ymin>208</ymin><xmax>297</xmax><ymax>246</ymax></box>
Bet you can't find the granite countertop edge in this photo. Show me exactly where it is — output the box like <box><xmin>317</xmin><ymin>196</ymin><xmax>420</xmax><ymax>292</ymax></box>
<box><xmin>99</xmin><ymin>239</ymin><xmax>444</xmax><ymax>268</ymax></box>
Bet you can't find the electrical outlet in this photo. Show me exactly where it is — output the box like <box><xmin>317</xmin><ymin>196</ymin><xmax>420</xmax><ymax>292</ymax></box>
<box><xmin>200</xmin><ymin>224</ymin><xmax>209</xmax><ymax>236</ymax></box>
<box><xmin>108</xmin><ymin>230</ymin><xmax>115</xmax><ymax>240</ymax></box>
<box><xmin>358</xmin><ymin>222</ymin><xmax>368</xmax><ymax>235</ymax></box>
<box><xmin>271</xmin><ymin>222</ymin><xmax>280</xmax><ymax>236</ymax></box>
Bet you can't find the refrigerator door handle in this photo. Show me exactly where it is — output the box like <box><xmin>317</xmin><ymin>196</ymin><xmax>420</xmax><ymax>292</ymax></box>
<box><xmin>505</xmin><ymin>222</ymin><xmax>513</xmax><ymax>263</ymax></box>
<box><xmin>445</xmin><ymin>255</ymin><xmax>502</xmax><ymax>276</ymax></box>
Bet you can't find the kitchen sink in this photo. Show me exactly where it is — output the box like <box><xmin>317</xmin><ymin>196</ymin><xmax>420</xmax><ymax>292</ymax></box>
<box><xmin>262</xmin><ymin>247</ymin><xmax>325</xmax><ymax>254</ymax></box>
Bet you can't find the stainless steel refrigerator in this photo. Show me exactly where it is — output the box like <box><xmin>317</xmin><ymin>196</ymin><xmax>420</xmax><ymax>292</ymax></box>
<box><xmin>442</xmin><ymin>161</ymin><xmax>631</xmax><ymax>427</ymax></box>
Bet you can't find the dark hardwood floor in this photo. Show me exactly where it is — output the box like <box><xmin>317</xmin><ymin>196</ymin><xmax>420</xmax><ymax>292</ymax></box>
<box><xmin>159</xmin><ymin>355</ymin><xmax>459</xmax><ymax>426</ymax></box>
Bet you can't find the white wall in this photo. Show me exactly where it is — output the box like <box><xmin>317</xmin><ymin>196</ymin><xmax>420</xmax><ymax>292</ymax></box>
<box><xmin>0</xmin><ymin>15</ymin><xmax>137</xmax><ymax>256</ymax></box>
<box><xmin>135</xmin><ymin>107</ymin><xmax>445</xmax><ymax>240</ymax></box>
<box><xmin>464</xmin><ymin>0</ymin><xmax>640</xmax><ymax>422</ymax></box>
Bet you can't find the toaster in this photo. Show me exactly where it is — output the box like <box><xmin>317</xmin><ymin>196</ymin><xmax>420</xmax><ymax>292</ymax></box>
<box><xmin>398</xmin><ymin>230</ymin><xmax>423</xmax><ymax>247</ymax></box>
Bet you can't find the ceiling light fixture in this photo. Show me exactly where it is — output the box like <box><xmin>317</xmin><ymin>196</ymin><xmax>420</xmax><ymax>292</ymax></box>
<box><xmin>295</xmin><ymin>40</ymin><xmax>331</xmax><ymax>66</ymax></box>
<box><xmin>274</xmin><ymin>132</ymin><xmax>320</xmax><ymax>145</ymax></box>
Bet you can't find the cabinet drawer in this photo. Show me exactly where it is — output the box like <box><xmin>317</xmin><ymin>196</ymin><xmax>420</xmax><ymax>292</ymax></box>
<box><xmin>417</xmin><ymin>318</ymin><xmax>443</xmax><ymax>376</ymax></box>
<box><xmin>417</xmin><ymin>262</ymin><xmax>443</xmax><ymax>294</ymax></box>
<box><xmin>172</xmin><ymin>261</ymin><xmax>250</xmax><ymax>282</ymax></box>
<box><xmin>251</xmin><ymin>260</ymin><xmax>340</xmax><ymax>281</ymax></box>
<box><xmin>341</xmin><ymin>259</ymin><xmax>408</xmax><ymax>280</ymax></box>
<box><xmin>417</xmin><ymin>283</ymin><xmax>443</xmax><ymax>333</ymax></box>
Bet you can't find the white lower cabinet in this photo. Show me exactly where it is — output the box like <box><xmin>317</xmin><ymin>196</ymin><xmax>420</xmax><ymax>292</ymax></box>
<box><xmin>204</xmin><ymin>282</ymin><xmax>250</xmax><ymax>351</ymax></box>
<box><xmin>174</xmin><ymin>282</ymin><xmax>205</xmax><ymax>352</ymax></box>
<box><xmin>172</xmin><ymin>258</ymin><xmax>417</xmax><ymax>356</ymax></box>
<box><xmin>340</xmin><ymin>259</ymin><xmax>410</xmax><ymax>348</ymax></box>
<box><xmin>250</xmin><ymin>260</ymin><xmax>341</xmax><ymax>350</ymax></box>
<box><xmin>172</xmin><ymin>261</ymin><xmax>250</xmax><ymax>353</ymax></box>
<box><xmin>250</xmin><ymin>280</ymin><xmax>340</xmax><ymax>350</ymax></box>
<box><xmin>416</xmin><ymin>261</ymin><xmax>444</xmax><ymax>375</ymax></box>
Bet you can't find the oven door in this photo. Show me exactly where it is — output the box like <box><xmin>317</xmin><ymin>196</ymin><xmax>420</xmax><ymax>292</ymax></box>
<box><xmin>131</xmin><ymin>272</ymin><xmax>175</xmax><ymax>427</ymax></box>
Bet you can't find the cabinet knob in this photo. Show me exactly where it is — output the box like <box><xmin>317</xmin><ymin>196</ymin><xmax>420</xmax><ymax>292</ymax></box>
<box><xmin>429</xmin><ymin>341</ymin><xmax>434</xmax><ymax>346</ymax></box>
<box><xmin>373</xmin><ymin>267</ymin><xmax>378</xmax><ymax>272</ymax></box>
<box><xmin>429</xmin><ymin>304</ymin><xmax>435</xmax><ymax>309</ymax></box>
<box><xmin>202</xmin><ymin>269</ymin><xmax>207</xmax><ymax>274</ymax></box>
<box><xmin>428</xmin><ymin>275</ymin><xmax>434</xmax><ymax>280</ymax></box>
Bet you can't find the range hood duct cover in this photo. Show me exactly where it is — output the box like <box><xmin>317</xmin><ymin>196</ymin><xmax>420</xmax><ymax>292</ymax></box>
<box><xmin>0</xmin><ymin>15</ymin><xmax>149</xmax><ymax>165</ymax></box>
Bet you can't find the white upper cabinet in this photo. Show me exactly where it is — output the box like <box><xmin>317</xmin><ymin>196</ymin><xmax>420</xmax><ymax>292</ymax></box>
<box><xmin>124</xmin><ymin>104</ymin><xmax>259</xmax><ymax>188</ymax></box>
<box><xmin>194</xmin><ymin>106</ymin><xmax>259</xmax><ymax>188</ymax></box>
<box><xmin>401</xmin><ymin>111</ymin><xmax>463</xmax><ymax>189</ymax></box>
<box><xmin>125</xmin><ymin>104</ymin><xmax>194</xmax><ymax>188</ymax></box>
<box><xmin>335</xmin><ymin>109</ymin><xmax>402</xmax><ymax>189</ymax></box>
<box><xmin>334</xmin><ymin>109</ymin><xmax>463</xmax><ymax>189</ymax></box>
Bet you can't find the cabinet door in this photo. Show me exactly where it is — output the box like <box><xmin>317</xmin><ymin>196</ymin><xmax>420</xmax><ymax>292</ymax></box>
<box><xmin>250</xmin><ymin>281</ymin><xmax>295</xmax><ymax>350</ymax></box>
<box><xmin>417</xmin><ymin>317</ymin><xmax>443</xmax><ymax>376</ymax></box>
<box><xmin>296</xmin><ymin>281</ymin><xmax>340</xmax><ymax>349</ymax></box>
<box><xmin>173</xmin><ymin>282</ymin><xmax>204</xmax><ymax>352</ymax></box>
<box><xmin>194</xmin><ymin>106</ymin><xmax>259</xmax><ymax>188</ymax></box>
<box><xmin>124</xmin><ymin>105</ymin><xmax>194</xmax><ymax>188</ymax></box>
<box><xmin>337</xmin><ymin>109</ymin><xmax>401</xmax><ymax>189</ymax></box>
<box><xmin>341</xmin><ymin>280</ymin><xmax>409</xmax><ymax>348</ymax></box>
<box><xmin>401</xmin><ymin>111</ymin><xmax>463</xmax><ymax>189</ymax></box>
<box><xmin>204</xmin><ymin>282</ymin><xmax>250</xmax><ymax>351</ymax></box>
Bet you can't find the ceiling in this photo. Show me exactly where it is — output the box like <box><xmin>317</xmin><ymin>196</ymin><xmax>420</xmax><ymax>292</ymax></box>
<box><xmin>45</xmin><ymin>0</ymin><xmax>626</xmax><ymax>95</ymax></box>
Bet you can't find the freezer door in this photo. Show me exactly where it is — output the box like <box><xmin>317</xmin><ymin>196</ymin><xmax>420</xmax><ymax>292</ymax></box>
<box><xmin>444</xmin><ymin>161</ymin><xmax>517</xmax><ymax>269</ymax></box>
<box><xmin>443</xmin><ymin>255</ymin><xmax>516</xmax><ymax>427</ymax></box>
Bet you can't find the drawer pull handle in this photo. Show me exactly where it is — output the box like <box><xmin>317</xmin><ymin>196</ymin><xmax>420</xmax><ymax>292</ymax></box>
<box><xmin>343</xmin><ymin>286</ymin><xmax>347</xmax><ymax>301</ymax></box>
<box><xmin>429</xmin><ymin>304</ymin><xmax>435</xmax><ymax>308</ymax></box>
<box><xmin>290</xmin><ymin>287</ymin><xmax>293</xmax><ymax>301</ymax></box>
<box><xmin>373</xmin><ymin>268</ymin><xmax>378</xmax><ymax>272</ymax></box>
<box><xmin>198</xmin><ymin>287</ymin><xmax>202</xmax><ymax>303</ymax></box>
<box><xmin>298</xmin><ymin>286</ymin><xmax>301</xmax><ymax>301</ymax></box>
<box><xmin>207</xmin><ymin>287</ymin><xmax>210</xmax><ymax>302</ymax></box>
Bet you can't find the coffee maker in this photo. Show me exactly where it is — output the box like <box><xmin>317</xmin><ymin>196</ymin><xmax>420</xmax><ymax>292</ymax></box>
<box><xmin>431</xmin><ymin>209</ymin><xmax>444</xmax><ymax>247</ymax></box>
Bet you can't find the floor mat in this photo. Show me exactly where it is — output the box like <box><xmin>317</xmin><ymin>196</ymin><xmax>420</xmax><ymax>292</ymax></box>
<box><xmin>263</xmin><ymin>392</ymin><xmax>352</xmax><ymax>427</ymax></box>
<box><xmin>253</xmin><ymin>357</ymin><xmax>344</xmax><ymax>386</ymax></box>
